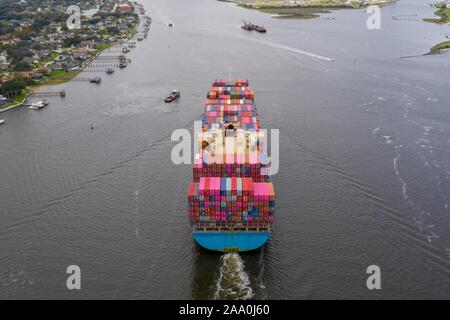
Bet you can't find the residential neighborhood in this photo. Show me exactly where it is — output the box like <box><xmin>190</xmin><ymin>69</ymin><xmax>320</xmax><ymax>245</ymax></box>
<box><xmin>0</xmin><ymin>0</ymin><xmax>141</xmax><ymax>108</ymax></box>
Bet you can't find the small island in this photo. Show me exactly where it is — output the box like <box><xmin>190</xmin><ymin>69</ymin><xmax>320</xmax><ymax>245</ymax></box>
<box><xmin>423</xmin><ymin>2</ymin><xmax>450</xmax><ymax>54</ymax></box>
<box><xmin>221</xmin><ymin>0</ymin><xmax>394</xmax><ymax>19</ymax></box>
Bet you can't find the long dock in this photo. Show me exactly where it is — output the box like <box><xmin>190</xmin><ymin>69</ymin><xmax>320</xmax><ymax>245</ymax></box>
<box><xmin>96</xmin><ymin>56</ymin><xmax>127</xmax><ymax>61</ymax></box>
<box><xmin>73</xmin><ymin>77</ymin><xmax>101</xmax><ymax>83</ymax></box>
<box><xmin>81</xmin><ymin>69</ymin><xmax>113</xmax><ymax>73</ymax></box>
<box><xmin>87</xmin><ymin>62</ymin><xmax>130</xmax><ymax>67</ymax></box>
<box><xmin>29</xmin><ymin>90</ymin><xmax>66</xmax><ymax>97</ymax></box>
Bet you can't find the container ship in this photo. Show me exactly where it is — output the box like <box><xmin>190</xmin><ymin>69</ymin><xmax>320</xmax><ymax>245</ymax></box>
<box><xmin>187</xmin><ymin>79</ymin><xmax>275</xmax><ymax>252</ymax></box>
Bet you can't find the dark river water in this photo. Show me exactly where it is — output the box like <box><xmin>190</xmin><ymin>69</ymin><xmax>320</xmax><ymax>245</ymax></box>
<box><xmin>1</xmin><ymin>0</ymin><xmax>449</xmax><ymax>299</ymax></box>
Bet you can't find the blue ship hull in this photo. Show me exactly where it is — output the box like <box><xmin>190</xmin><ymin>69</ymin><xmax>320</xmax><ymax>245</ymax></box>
<box><xmin>193</xmin><ymin>231</ymin><xmax>270</xmax><ymax>252</ymax></box>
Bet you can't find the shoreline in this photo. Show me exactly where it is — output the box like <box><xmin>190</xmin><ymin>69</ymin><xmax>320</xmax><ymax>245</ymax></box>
<box><xmin>0</xmin><ymin>40</ymin><xmax>124</xmax><ymax>113</ymax></box>
<box><xmin>0</xmin><ymin>93</ymin><xmax>29</xmax><ymax>113</ymax></box>
<box><xmin>423</xmin><ymin>5</ymin><xmax>450</xmax><ymax>54</ymax></box>
<box><xmin>427</xmin><ymin>41</ymin><xmax>450</xmax><ymax>54</ymax></box>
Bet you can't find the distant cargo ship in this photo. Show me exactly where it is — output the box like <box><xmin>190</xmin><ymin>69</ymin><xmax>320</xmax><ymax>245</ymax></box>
<box><xmin>187</xmin><ymin>79</ymin><xmax>275</xmax><ymax>252</ymax></box>
<box><xmin>241</xmin><ymin>21</ymin><xmax>267</xmax><ymax>33</ymax></box>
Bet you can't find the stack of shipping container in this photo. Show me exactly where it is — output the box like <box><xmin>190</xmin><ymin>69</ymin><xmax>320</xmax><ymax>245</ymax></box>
<box><xmin>188</xmin><ymin>80</ymin><xmax>275</xmax><ymax>230</ymax></box>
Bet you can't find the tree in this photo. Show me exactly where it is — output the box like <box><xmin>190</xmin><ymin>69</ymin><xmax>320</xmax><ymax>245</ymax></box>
<box><xmin>14</xmin><ymin>61</ymin><xmax>32</xmax><ymax>71</ymax></box>
<box><xmin>0</xmin><ymin>76</ymin><xmax>32</xmax><ymax>96</ymax></box>
<box><xmin>32</xmin><ymin>43</ymin><xmax>43</xmax><ymax>51</ymax></box>
<box><xmin>63</xmin><ymin>36</ymin><xmax>81</xmax><ymax>48</ymax></box>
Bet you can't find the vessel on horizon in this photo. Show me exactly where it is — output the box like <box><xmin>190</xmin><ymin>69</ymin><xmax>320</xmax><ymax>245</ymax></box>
<box><xmin>241</xmin><ymin>21</ymin><xmax>267</xmax><ymax>33</ymax></box>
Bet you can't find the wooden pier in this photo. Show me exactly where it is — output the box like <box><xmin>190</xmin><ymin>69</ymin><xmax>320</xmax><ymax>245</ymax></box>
<box><xmin>96</xmin><ymin>55</ymin><xmax>127</xmax><ymax>61</ymax></box>
<box><xmin>87</xmin><ymin>63</ymin><xmax>121</xmax><ymax>68</ymax></box>
<box><xmin>81</xmin><ymin>68</ymin><xmax>112</xmax><ymax>73</ymax></box>
<box><xmin>87</xmin><ymin>60</ymin><xmax>130</xmax><ymax>68</ymax></box>
<box><xmin>73</xmin><ymin>77</ymin><xmax>101</xmax><ymax>83</ymax></box>
<box><xmin>29</xmin><ymin>90</ymin><xmax>66</xmax><ymax>97</ymax></box>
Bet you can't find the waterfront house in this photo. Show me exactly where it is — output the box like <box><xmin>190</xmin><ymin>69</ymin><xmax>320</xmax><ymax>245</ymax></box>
<box><xmin>36</xmin><ymin>50</ymin><xmax>51</xmax><ymax>59</ymax></box>
<box><xmin>0</xmin><ymin>94</ymin><xmax>10</xmax><ymax>106</ymax></box>
<box><xmin>3</xmin><ymin>38</ymin><xmax>22</xmax><ymax>46</ymax></box>
<box><xmin>8</xmin><ymin>19</ymin><xmax>21</xmax><ymax>26</ymax></box>
<box><xmin>36</xmin><ymin>67</ymin><xmax>51</xmax><ymax>75</ymax></box>
<box><xmin>0</xmin><ymin>74</ymin><xmax>14</xmax><ymax>83</ymax></box>
<box><xmin>54</xmin><ymin>54</ymin><xmax>66</xmax><ymax>62</ymax></box>
<box><xmin>31</xmin><ymin>72</ymin><xmax>43</xmax><ymax>80</ymax></box>
<box><xmin>72</xmin><ymin>51</ymin><xmax>87</xmax><ymax>60</ymax></box>
<box><xmin>52</xmin><ymin>62</ymin><xmax>64</xmax><ymax>70</ymax></box>
<box><xmin>0</xmin><ymin>52</ymin><xmax>10</xmax><ymax>70</ymax></box>
<box><xmin>65</xmin><ymin>57</ymin><xmax>78</xmax><ymax>70</ymax></box>
<box><xmin>20</xmin><ymin>56</ymin><xmax>34</xmax><ymax>65</ymax></box>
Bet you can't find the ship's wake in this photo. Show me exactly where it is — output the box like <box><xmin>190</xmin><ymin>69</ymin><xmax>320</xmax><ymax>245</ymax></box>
<box><xmin>213</xmin><ymin>253</ymin><xmax>254</xmax><ymax>300</ymax></box>
<box><xmin>232</xmin><ymin>33</ymin><xmax>335</xmax><ymax>62</ymax></box>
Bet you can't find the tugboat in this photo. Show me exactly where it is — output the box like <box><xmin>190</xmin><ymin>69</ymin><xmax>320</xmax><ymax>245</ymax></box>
<box><xmin>29</xmin><ymin>99</ymin><xmax>49</xmax><ymax>110</ymax></box>
<box><xmin>164</xmin><ymin>90</ymin><xmax>180</xmax><ymax>103</ymax></box>
<box><xmin>106</xmin><ymin>68</ymin><xmax>114</xmax><ymax>74</ymax></box>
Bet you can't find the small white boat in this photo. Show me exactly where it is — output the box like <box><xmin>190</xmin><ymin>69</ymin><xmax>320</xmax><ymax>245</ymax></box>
<box><xmin>29</xmin><ymin>99</ymin><xmax>49</xmax><ymax>110</ymax></box>
<box><xmin>0</xmin><ymin>119</ymin><xmax>5</xmax><ymax>125</ymax></box>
